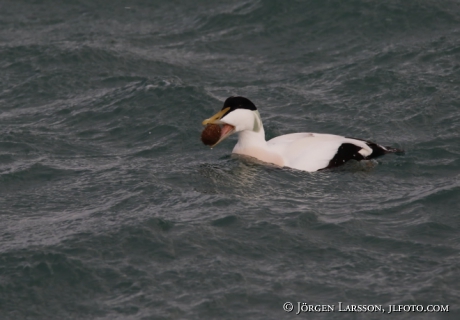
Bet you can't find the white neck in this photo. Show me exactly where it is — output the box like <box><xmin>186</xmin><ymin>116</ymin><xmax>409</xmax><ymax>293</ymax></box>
<box><xmin>231</xmin><ymin>125</ymin><xmax>285</xmax><ymax>167</ymax></box>
<box><xmin>234</xmin><ymin>126</ymin><xmax>266</xmax><ymax>150</ymax></box>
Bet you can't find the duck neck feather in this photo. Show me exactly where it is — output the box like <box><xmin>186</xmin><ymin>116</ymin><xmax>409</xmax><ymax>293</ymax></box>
<box><xmin>234</xmin><ymin>125</ymin><xmax>266</xmax><ymax>150</ymax></box>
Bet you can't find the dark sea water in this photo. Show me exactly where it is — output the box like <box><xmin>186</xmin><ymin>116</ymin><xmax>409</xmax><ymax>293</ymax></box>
<box><xmin>1</xmin><ymin>1</ymin><xmax>459</xmax><ymax>319</ymax></box>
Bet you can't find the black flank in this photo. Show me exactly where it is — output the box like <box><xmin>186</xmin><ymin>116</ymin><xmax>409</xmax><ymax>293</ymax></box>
<box><xmin>324</xmin><ymin>143</ymin><xmax>365</xmax><ymax>169</ymax></box>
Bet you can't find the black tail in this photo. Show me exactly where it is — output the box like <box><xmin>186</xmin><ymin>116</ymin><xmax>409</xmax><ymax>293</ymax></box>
<box><xmin>363</xmin><ymin>142</ymin><xmax>404</xmax><ymax>159</ymax></box>
<box><xmin>346</xmin><ymin>137</ymin><xmax>403</xmax><ymax>159</ymax></box>
<box><xmin>383</xmin><ymin>146</ymin><xmax>404</xmax><ymax>154</ymax></box>
<box><xmin>322</xmin><ymin>139</ymin><xmax>403</xmax><ymax>170</ymax></box>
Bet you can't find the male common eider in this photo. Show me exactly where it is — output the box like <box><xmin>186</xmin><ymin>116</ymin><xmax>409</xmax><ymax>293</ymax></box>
<box><xmin>202</xmin><ymin>96</ymin><xmax>402</xmax><ymax>172</ymax></box>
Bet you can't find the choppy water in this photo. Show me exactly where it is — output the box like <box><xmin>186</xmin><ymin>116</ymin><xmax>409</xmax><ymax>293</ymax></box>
<box><xmin>1</xmin><ymin>1</ymin><xmax>459</xmax><ymax>319</ymax></box>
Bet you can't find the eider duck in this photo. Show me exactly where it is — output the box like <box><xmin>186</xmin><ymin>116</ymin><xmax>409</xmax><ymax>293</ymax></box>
<box><xmin>202</xmin><ymin>96</ymin><xmax>402</xmax><ymax>172</ymax></box>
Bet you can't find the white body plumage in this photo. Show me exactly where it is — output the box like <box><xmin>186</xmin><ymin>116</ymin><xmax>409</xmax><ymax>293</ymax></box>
<box><xmin>202</xmin><ymin>97</ymin><xmax>399</xmax><ymax>172</ymax></box>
